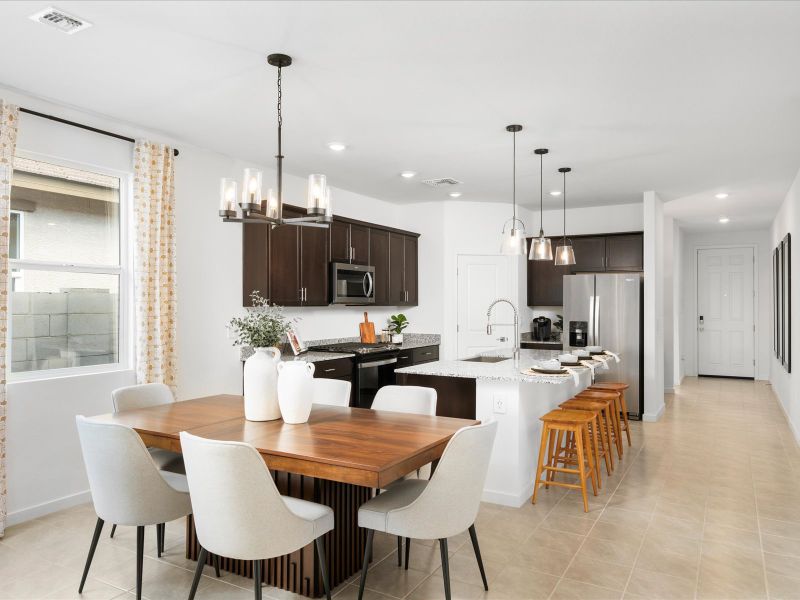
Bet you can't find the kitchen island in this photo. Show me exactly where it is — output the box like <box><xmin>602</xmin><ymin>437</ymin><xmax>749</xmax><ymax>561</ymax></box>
<box><xmin>396</xmin><ymin>349</ymin><xmax>608</xmax><ymax>507</ymax></box>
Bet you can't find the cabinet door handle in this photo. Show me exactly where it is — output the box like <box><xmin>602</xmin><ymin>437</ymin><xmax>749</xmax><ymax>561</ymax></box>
<box><xmin>399</xmin><ymin>355</ymin><xmax>409</xmax><ymax>359</ymax></box>
<box><xmin>324</xmin><ymin>368</ymin><xmax>336</xmax><ymax>373</ymax></box>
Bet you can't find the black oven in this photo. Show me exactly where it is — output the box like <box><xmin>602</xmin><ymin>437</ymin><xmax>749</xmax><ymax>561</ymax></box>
<box><xmin>310</xmin><ymin>342</ymin><xmax>398</xmax><ymax>408</ymax></box>
<box><xmin>331</xmin><ymin>262</ymin><xmax>375</xmax><ymax>304</ymax></box>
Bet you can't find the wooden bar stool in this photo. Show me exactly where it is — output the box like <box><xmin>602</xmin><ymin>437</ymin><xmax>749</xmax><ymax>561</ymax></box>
<box><xmin>559</xmin><ymin>398</ymin><xmax>614</xmax><ymax>482</ymax></box>
<box><xmin>575</xmin><ymin>390</ymin><xmax>623</xmax><ymax>459</ymax></box>
<box><xmin>532</xmin><ymin>410</ymin><xmax>597</xmax><ymax>512</ymax></box>
<box><xmin>590</xmin><ymin>382</ymin><xmax>632</xmax><ymax>447</ymax></box>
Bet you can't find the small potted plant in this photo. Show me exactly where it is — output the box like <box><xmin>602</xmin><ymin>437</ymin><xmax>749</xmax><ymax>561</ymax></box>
<box><xmin>388</xmin><ymin>313</ymin><xmax>409</xmax><ymax>344</ymax></box>
<box><xmin>229</xmin><ymin>291</ymin><xmax>291</xmax><ymax>421</ymax></box>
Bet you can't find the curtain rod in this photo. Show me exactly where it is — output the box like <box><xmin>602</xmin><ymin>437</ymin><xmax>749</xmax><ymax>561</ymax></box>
<box><xmin>19</xmin><ymin>107</ymin><xmax>180</xmax><ymax>157</ymax></box>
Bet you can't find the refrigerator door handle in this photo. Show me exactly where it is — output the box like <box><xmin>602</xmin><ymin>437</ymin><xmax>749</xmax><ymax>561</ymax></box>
<box><xmin>594</xmin><ymin>294</ymin><xmax>600</xmax><ymax>344</ymax></box>
<box><xmin>588</xmin><ymin>295</ymin><xmax>595</xmax><ymax>346</ymax></box>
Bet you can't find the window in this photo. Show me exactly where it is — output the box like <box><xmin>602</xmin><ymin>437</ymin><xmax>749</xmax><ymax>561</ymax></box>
<box><xmin>9</xmin><ymin>155</ymin><xmax>130</xmax><ymax>377</ymax></box>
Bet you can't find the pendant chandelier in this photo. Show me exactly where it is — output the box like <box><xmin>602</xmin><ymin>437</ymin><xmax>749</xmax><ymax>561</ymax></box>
<box><xmin>500</xmin><ymin>124</ymin><xmax>527</xmax><ymax>256</ymax></box>
<box><xmin>218</xmin><ymin>54</ymin><xmax>332</xmax><ymax>227</ymax></box>
<box><xmin>529</xmin><ymin>148</ymin><xmax>553</xmax><ymax>260</ymax></box>
<box><xmin>554</xmin><ymin>167</ymin><xmax>576</xmax><ymax>266</ymax></box>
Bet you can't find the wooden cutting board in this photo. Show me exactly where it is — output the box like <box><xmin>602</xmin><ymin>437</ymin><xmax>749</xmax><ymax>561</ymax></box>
<box><xmin>359</xmin><ymin>312</ymin><xmax>376</xmax><ymax>344</ymax></box>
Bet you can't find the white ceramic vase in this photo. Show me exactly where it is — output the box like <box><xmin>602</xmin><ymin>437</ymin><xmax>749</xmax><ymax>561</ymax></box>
<box><xmin>243</xmin><ymin>347</ymin><xmax>282</xmax><ymax>421</ymax></box>
<box><xmin>277</xmin><ymin>360</ymin><xmax>316</xmax><ymax>424</ymax></box>
<box><xmin>391</xmin><ymin>333</ymin><xmax>404</xmax><ymax>344</ymax></box>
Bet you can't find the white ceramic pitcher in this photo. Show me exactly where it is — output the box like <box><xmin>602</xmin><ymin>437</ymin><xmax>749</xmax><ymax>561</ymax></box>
<box><xmin>277</xmin><ymin>360</ymin><xmax>315</xmax><ymax>424</ymax></box>
<box><xmin>243</xmin><ymin>347</ymin><xmax>282</xmax><ymax>421</ymax></box>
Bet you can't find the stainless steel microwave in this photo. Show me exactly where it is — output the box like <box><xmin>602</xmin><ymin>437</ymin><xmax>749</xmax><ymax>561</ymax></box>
<box><xmin>331</xmin><ymin>262</ymin><xmax>375</xmax><ymax>304</ymax></box>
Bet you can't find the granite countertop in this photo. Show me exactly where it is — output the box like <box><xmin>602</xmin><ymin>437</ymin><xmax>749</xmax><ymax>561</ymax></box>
<box><xmin>241</xmin><ymin>333</ymin><xmax>440</xmax><ymax>362</ymax></box>
<box><xmin>396</xmin><ymin>348</ymin><xmax>610</xmax><ymax>385</ymax></box>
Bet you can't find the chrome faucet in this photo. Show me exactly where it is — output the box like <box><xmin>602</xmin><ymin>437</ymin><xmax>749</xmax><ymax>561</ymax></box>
<box><xmin>486</xmin><ymin>298</ymin><xmax>520</xmax><ymax>366</ymax></box>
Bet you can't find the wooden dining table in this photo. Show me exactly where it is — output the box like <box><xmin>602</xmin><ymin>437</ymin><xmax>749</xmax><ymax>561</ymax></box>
<box><xmin>93</xmin><ymin>394</ymin><xmax>478</xmax><ymax>597</ymax></box>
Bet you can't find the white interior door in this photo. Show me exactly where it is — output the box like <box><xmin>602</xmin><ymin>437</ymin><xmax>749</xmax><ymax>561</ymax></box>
<box><xmin>457</xmin><ymin>255</ymin><xmax>513</xmax><ymax>359</ymax></box>
<box><xmin>697</xmin><ymin>247</ymin><xmax>755</xmax><ymax>377</ymax></box>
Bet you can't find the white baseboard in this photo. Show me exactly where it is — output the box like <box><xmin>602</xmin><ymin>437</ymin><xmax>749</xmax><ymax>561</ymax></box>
<box><xmin>774</xmin><ymin>392</ymin><xmax>800</xmax><ymax>450</ymax></box>
<box><xmin>664</xmin><ymin>387</ymin><xmax>674</xmax><ymax>394</ymax></box>
<box><xmin>6</xmin><ymin>489</ymin><xmax>91</xmax><ymax>527</ymax></box>
<box><xmin>642</xmin><ymin>403</ymin><xmax>665</xmax><ymax>422</ymax></box>
<box><xmin>481</xmin><ymin>482</ymin><xmax>535</xmax><ymax>508</ymax></box>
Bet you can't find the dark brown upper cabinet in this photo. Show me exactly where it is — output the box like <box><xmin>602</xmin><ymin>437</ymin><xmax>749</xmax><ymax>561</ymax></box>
<box><xmin>243</xmin><ymin>204</ymin><xmax>419</xmax><ymax>309</ymax></box>
<box><xmin>330</xmin><ymin>220</ymin><xmax>370</xmax><ymax>264</ymax></box>
<box><xmin>570</xmin><ymin>236</ymin><xmax>606</xmax><ymax>273</ymax></box>
<box><xmin>605</xmin><ymin>233</ymin><xmax>644</xmax><ymax>272</ymax></box>
<box><xmin>388</xmin><ymin>233</ymin><xmax>418</xmax><ymax>306</ymax></box>
<box><xmin>526</xmin><ymin>232</ymin><xmax>643</xmax><ymax>307</ymax></box>
<box><xmin>369</xmin><ymin>228</ymin><xmax>390</xmax><ymax>305</ymax></box>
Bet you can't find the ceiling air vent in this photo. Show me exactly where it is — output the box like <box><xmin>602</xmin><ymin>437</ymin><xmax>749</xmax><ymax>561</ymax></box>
<box><xmin>422</xmin><ymin>177</ymin><xmax>463</xmax><ymax>188</ymax></box>
<box><xmin>29</xmin><ymin>7</ymin><xmax>92</xmax><ymax>35</ymax></box>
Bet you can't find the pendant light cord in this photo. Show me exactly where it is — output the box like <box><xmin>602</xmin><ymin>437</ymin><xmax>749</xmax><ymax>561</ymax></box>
<box><xmin>539</xmin><ymin>151</ymin><xmax>544</xmax><ymax>236</ymax></box>
<box><xmin>562</xmin><ymin>169</ymin><xmax>567</xmax><ymax>242</ymax></box>
<box><xmin>276</xmin><ymin>65</ymin><xmax>284</xmax><ymax>215</ymax></box>
<box><xmin>513</xmin><ymin>130</ymin><xmax>516</xmax><ymax>224</ymax></box>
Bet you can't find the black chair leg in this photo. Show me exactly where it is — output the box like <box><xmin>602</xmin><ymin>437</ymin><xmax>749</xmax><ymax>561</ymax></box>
<box><xmin>404</xmin><ymin>537</ymin><xmax>411</xmax><ymax>570</ymax></box>
<box><xmin>109</xmin><ymin>523</ymin><xmax>116</xmax><ymax>539</ymax></box>
<box><xmin>156</xmin><ymin>523</ymin><xmax>163</xmax><ymax>557</ymax></box>
<box><xmin>136</xmin><ymin>526</ymin><xmax>145</xmax><ymax>600</ymax></box>
<box><xmin>396</xmin><ymin>536</ymin><xmax>402</xmax><ymax>566</ymax></box>
<box><xmin>315</xmin><ymin>537</ymin><xmax>332</xmax><ymax>600</ymax></box>
<box><xmin>188</xmin><ymin>547</ymin><xmax>207</xmax><ymax>600</ymax></box>
<box><xmin>468</xmin><ymin>524</ymin><xmax>488</xmax><ymax>591</ymax></box>
<box><xmin>253</xmin><ymin>559</ymin><xmax>262</xmax><ymax>600</ymax></box>
<box><xmin>439</xmin><ymin>538</ymin><xmax>451</xmax><ymax>600</ymax></box>
<box><xmin>357</xmin><ymin>529</ymin><xmax>375</xmax><ymax>600</ymax></box>
<box><xmin>78</xmin><ymin>517</ymin><xmax>104</xmax><ymax>593</ymax></box>
<box><xmin>213</xmin><ymin>553</ymin><xmax>221</xmax><ymax>577</ymax></box>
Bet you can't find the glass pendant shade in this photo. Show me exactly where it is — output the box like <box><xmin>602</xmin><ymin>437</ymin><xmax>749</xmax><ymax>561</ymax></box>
<box><xmin>265</xmin><ymin>188</ymin><xmax>279</xmax><ymax>219</ymax></box>
<box><xmin>500</xmin><ymin>226</ymin><xmax>527</xmax><ymax>256</ymax></box>
<box><xmin>241</xmin><ymin>168</ymin><xmax>263</xmax><ymax>210</ymax></box>
<box><xmin>530</xmin><ymin>234</ymin><xmax>553</xmax><ymax>261</ymax></box>
<box><xmin>219</xmin><ymin>178</ymin><xmax>237</xmax><ymax>213</ymax></box>
<box><xmin>324</xmin><ymin>187</ymin><xmax>333</xmax><ymax>219</ymax></box>
<box><xmin>554</xmin><ymin>241</ymin><xmax>576</xmax><ymax>266</ymax></box>
<box><xmin>307</xmin><ymin>174</ymin><xmax>327</xmax><ymax>215</ymax></box>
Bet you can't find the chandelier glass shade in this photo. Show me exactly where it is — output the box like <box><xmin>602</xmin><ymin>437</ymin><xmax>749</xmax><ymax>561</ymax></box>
<box><xmin>500</xmin><ymin>124</ymin><xmax>527</xmax><ymax>256</ymax></box>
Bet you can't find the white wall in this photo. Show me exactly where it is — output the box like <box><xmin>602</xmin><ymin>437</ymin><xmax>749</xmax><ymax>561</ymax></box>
<box><xmin>770</xmin><ymin>167</ymin><xmax>800</xmax><ymax>443</ymax></box>
<box><xmin>643</xmin><ymin>191</ymin><xmax>665</xmax><ymax>421</ymax></box>
<box><xmin>663</xmin><ymin>215</ymin><xmax>675</xmax><ymax>392</ymax></box>
<box><xmin>536</xmin><ymin>202</ymin><xmax>643</xmax><ymax>238</ymax></box>
<box><xmin>677</xmin><ymin>227</ymin><xmax>772</xmax><ymax>382</ymax></box>
<box><xmin>673</xmin><ymin>223</ymin><xmax>684</xmax><ymax>385</ymax></box>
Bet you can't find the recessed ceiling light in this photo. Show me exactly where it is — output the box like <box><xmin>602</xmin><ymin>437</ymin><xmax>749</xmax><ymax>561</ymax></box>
<box><xmin>549</xmin><ymin>190</ymin><xmax>562</xmax><ymax>196</ymax></box>
<box><xmin>715</xmin><ymin>193</ymin><xmax>729</xmax><ymax>199</ymax></box>
<box><xmin>400</xmin><ymin>171</ymin><xmax>416</xmax><ymax>178</ymax></box>
<box><xmin>327</xmin><ymin>142</ymin><xmax>346</xmax><ymax>152</ymax></box>
<box><xmin>449</xmin><ymin>192</ymin><xmax>462</xmax><ymax>198</ymax></box>
<box><xmin>719</xmin><ymin>217</ymin><xmax>730</xmax><ymax>223</ymax></box>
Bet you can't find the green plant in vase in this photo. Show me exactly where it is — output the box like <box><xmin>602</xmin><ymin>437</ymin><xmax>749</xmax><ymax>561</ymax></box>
<box><xmin>388</xmin><ymin>313</ymin><xmax>409</xmax><ymax>344</ymax></box>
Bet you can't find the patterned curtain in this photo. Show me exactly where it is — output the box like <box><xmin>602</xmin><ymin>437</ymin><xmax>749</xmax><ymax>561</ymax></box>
<box><xmin>133</xmin><ymin>141</ymin><xmax>177</xmax><ymax>393</ymax></box>
<box><xmin>0</xmin><ymin>100</ymin><xmax>18</xmax><ymax>537</ymax></box>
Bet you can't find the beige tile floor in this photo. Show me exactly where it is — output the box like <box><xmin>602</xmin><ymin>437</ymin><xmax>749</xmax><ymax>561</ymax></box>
<box><xmin>2</xmin><ymin>377</ymin><xmax>799</xmax><ymax>599</ymax></box>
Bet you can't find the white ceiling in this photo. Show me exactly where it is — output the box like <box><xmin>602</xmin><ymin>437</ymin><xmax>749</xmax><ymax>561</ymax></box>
<box><xmin>1</xmin><ymin>1</ymin><xmax>800</xmax><ymax>226</ymax></box>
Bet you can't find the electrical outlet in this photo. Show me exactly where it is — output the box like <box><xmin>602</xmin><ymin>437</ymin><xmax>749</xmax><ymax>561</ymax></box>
<box><xmin>493</xmin><ymin>396</ymin><xmax>506</xmax><ymax>414</ymax></box>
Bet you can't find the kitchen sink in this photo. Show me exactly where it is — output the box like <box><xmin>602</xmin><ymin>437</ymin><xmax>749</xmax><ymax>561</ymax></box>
<box><xmin>461</xmin><ymin>355</ymin><xmax>509</xmax><ymax>363</ymax></box>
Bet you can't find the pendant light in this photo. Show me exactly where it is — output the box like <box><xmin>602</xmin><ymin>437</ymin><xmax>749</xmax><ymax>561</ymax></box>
<box><xmin>529</xmin><ymin>148</ymin><xmax>553</xmax><ymax>260</ymax></box>
<box><xmin>219</xmin><ymin>54</ymin><xmax>332</xmax><ymax>227</ymax></box>
<box><xmin>554</xmin><ymin>167</ymin><xmax>576</xmax><ymax>266</ymax></box>
<box><xmin>500</xmin><ymin>124</ymin><xmax>527</xmax><ymax>256</ymax></box>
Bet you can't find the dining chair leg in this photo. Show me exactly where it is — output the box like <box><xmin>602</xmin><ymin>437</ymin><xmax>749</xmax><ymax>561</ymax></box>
<box><xmin>109</xmin><ymin>523</ymin><xmax>116</xmax><ymax>539</ymax></box>
<box><xmin>397</xmin><ymin>536</ymin><xmax>402</xmax><ymax>566</ymax></box>
<box><xmin>253</xmin><ymin>559</ymin><xmax>262</xmax><ymax>600</ymax></box>
<box><xmin>78</xmin><ymin>517</ymin><xmax>104</xmax><ymax>593</ymax></box>
<box><xmin>188</xmin><ymin>547</ymin><xmax>207</xmax><ymax>600</ymax></box>
<box><xmin>212</xmin><ymin>553</ymin><xmax>221</xmax><ymax>577</ymax></box>
<box><xmin>136</xmin><ymin>526</ymin><xmax>145</xmax><ymax>600</ymax></box>
<box><xmin>156</xmin><ymin>522</ymin><xmax>163</xmax><ymax>557</ymax></box>
<box><xmin>315</xmin><ymin>537</ymin><xmax>332</xmax><ymax>600</ymax></box>
<box><xmin>468</xmin><ymin>525</ymin><xmax>488</xmax><ymax>591</ymax></box>
<box><xmin>357</xmin><ymin>529</ymin><xmax>375</xmax><ymax>600</ymax></box>
<box><xmin>439</xmin><ymin>538</ymin><xmax>451</xmax><ymax>600</ymax></box>
<box><xmin>404</xmin><ymin>537</ymin><xmax>411</xmax><ymax>570</ymax></box>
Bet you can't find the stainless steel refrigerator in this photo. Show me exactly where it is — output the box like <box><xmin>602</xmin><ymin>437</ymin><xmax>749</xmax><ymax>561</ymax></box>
<box><xmin>563</xmin><ymin>273</ymin><xmax>644</xmax><ymax>419</ymax></box>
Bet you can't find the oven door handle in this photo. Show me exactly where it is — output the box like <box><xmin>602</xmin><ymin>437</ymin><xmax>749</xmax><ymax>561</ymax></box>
<box><xmin>357</xmin><ymin>357</ymin><xmax>398</xmax><ymax>369</ymax></box>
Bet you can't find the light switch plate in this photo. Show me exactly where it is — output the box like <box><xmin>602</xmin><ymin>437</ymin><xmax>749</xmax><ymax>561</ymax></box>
<box><xmin>493</xmin><ymin>396</ymin><xmax>507</xmax><ymax>414</ymax></box>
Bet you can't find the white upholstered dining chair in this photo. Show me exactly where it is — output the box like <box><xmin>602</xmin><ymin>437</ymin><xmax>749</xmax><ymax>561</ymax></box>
<box><xmin>312</xmin><ymin>378</ymin><xmax>352</xmax><ymax>407</ymax></box>
<box><xmin>180</xmin><ymin>431</ymin><xmax>335</xmax><ymax>600</ymax></box>
<box><xmin>75</xmin><ymin>416</ymin><xmax>194</xmax><ymax>600</ymax></box>
<box><xmin>109</xmin><ymin>383</ymin><xmax>184</xmax><ymax>543</ymax></box>
<box><xmin>356</xmin><ymin>420</ymin><xmax>498</xmax><ymax>600</ymax></box>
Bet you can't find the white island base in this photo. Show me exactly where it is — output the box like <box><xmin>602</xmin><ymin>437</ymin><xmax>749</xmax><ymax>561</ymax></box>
<box><xmin>396</xmin><ymin>349</ymin><xmax>597</xmax><ymax>508</ymax></box>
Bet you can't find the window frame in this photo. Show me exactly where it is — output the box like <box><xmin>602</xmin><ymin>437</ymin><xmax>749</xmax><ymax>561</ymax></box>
<box><xmin>8</xmin><ymin>149</ymin><xmax>134</xmax><ymax>382</ymax></box>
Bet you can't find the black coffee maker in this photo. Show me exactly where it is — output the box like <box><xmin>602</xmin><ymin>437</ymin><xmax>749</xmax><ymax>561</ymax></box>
<box><xmin>532</xmin><ymin>316</ymin><xmax>552</xmax><ymax>341</ymax></box>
